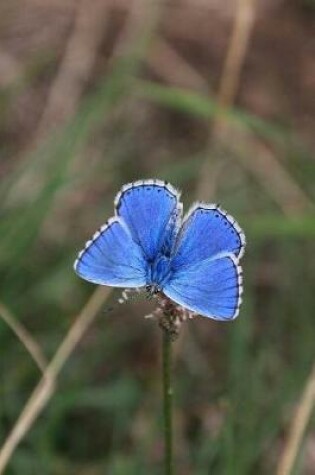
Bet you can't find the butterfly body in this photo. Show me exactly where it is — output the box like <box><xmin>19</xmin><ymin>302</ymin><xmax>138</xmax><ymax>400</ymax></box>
<box><xmin>74</xmin><ymin>179</ymin><xmax>245</xmax><ymax>320</ymax></box>
<box><xmin>147</xmin><ymin>253</ymin><xmax>173</xmax><ymax>289</ymax></box>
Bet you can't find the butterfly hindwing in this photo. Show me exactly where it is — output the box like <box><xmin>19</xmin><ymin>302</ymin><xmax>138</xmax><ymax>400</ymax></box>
<box><xmin>74</xmin><ymin>217</ymin><xmax>147</xmax><ymax>287</ymax></box>
<box><xmin>172</xmin><ymin>204</ymin><xmax>245</xmax><ymax>270</ymax></box>
<box><xmin>164</xmin><ymin>254</ymin><xmax>242</xmax><ymax>320</ymax></box>
<box><xmin>115</xmin><ymin>180</ymin><xmax>182</xmax><ymax>261</ymax></box>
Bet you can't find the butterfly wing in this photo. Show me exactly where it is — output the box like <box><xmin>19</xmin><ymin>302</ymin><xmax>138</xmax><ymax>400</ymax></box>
<box><xmin>164</xmin><ymin>254</ymin><xmax>243</xmax><ymax>320</ymax></box>
<box><xmin>115</xmin><ymin>180</ymin><xmax>182</xmax><ymax>261</ymax></box>
<box><xmin>162</xmin><ymin>204</ymin><xmax>245</xmax><ymax>320</ymax></box>
<box><xmin>172</xmin><ymin>204</ymin><xmax>245</xmax><ymax>269</ymax></box>
<box><xmin>74</xmin><ymin>217</ymin><xmax>147</xmax><ymax>287</ymax></box>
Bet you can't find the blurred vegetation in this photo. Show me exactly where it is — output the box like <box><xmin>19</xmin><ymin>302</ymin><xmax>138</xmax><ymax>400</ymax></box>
<box><xmin>0</xmin><ymin>1</ymin><xmax>314</xmax><ymax>474</ymax></box>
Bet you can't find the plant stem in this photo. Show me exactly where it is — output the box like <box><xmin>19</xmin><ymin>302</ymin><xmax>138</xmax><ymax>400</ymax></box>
<box><xmin>162</xmin><ymin>328</ymin><xmax>174</xmax><ymax>475</ymax></box>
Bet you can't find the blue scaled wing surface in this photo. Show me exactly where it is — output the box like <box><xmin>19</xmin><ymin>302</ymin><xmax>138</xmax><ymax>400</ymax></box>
<box><xmin>74</xmin><ymin>217</ymin><xmax>147</xmax><ymax>287</ymax></box>
<box><xmin>163</xmin><ymin>204</ymin><xmax>245</xmax><ymax>320</ymax></box>
<box><xmin>115</xmin><ymin>180</ymin><xmax>182</xmax><ymax>261</ymax></box>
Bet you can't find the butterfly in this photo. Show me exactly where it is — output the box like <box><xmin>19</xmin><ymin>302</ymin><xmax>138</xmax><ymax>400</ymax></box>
<box><xmin>74</xmin><ymin>179</ymin><xmax>245</xmax><ymax>320</ymax></box>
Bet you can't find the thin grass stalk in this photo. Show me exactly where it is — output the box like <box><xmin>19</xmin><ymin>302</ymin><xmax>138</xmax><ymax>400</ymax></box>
<box><xmin>162</xmin><ymin>329</ymin><xmax>174</xmax><ymax>475</ymax></box>
<box><xmin>0</xmin><ymin>286</ymin><xmax>109</xmax><ymax>474</ymax></box>
<box><xmin>276</xmin><ymin>362</ymin><xmax>315</xmax><ymax>475</ymax></box>
<box><xmin>0</xmin><ymin>302</ymin><xmax>47</xmax><ymax>373</ymax></box>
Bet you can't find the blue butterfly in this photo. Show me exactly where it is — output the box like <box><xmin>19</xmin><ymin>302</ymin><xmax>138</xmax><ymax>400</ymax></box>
<box><xmin>74</xmin><ymin>179</ymin><xmax>245</xmax><ymax>320</ymax></box>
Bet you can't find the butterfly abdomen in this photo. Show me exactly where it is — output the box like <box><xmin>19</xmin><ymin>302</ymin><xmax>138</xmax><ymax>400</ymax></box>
<box><xmin>146</xmin><ymin>254</ymin><xmax>173</xmax><ymax>289</ymax></box>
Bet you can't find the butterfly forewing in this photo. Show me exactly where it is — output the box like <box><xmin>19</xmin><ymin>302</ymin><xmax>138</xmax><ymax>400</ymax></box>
<box><xmin>164</xmin><ymin>254</ymin><xmax>242</xmax><ymax>320</ymax></box>
<box><xmin>74</xmin><ymin>217</ymin><xmax>147</xmax><ymax>287</ymax></box>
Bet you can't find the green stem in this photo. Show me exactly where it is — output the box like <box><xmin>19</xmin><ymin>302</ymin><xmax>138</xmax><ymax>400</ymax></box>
<box><xmin>162</xmin><ymin>329</ymin><xmax>174</xmax><ymax>475</ymax></box>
